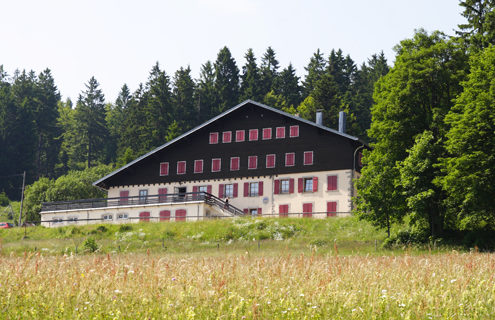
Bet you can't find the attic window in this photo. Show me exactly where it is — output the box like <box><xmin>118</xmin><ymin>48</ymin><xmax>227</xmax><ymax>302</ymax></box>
<box><xmin>303</xmin><ymin>151</ymin><xmax>314</xmax><ymax>165</ymax></box>
<box><xmin>194</xmin><ymin>160</ymin><xmax>203</xmax><ymax>173</ymax></box>
<box><xmin>177</xmin><ymin>161</ymin><xmax>186</xmax><ymax>175</ymax></box>
<box><xmin>276</xmin><ymin>127</ymin><xmax>285</xmax><ymax>139</ymax></box>
<box><xmin>212</xmin><ymin>158</ymin><xmax>221</xmax><ymax>172</ymax></box>
<box><xmin>266</xmin><ymin>154</ymin><xmax>276</xmax><ymax>168</ymax></box>
<box><xmin>222</xmin><ymin>131</ymin><xmax>232</xmax><ymax>143</ymax></box>
<box><xmin>285</xmin><ymin>153</ymin><xmax>295</xmax><ymax>167</ymax></box>
<box><xmin>209</xmin><ymin>132</ymin><xmax>219</xmax><ymax>144</ymax></box>
<box><xmin>262</xmin><ymin>128</ymin><xmax>272</xmax><ymax>140</ymax></box>
<box><xmin>236</xmin><ymin>130</ymin><xmax>245</xmax><ymax>142</ymax></box>
<box><xmin>289</xmin><ymin>125</ymin><xmax>299</xmax><ymax>138</ymax></box>
<box><xmin>230</xmin><ymin>157</ymin><xmax>240</xmax><ymax>171</ymax></box>
<box><xmin>159</xmin><ymin>162</ymin><xmax>169</xmax><ymax>176</ymax></box>
<box><xmin>248</xmin><ymin>156</ymin><xmax>258</xmax><ymax>169</ymax></box>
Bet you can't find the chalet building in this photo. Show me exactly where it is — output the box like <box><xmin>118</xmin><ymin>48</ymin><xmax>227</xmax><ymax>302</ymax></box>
<box><xmin>40</xmin><ymin>100</ymin><xmax>366</xmax><ymax>227</ymax></box>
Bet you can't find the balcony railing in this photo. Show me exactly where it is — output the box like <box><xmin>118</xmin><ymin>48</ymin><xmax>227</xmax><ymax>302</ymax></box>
<box><xmin>41</xmin><ymin>192</ymin><xmax>244</xmax><ymax>216</ymax></box>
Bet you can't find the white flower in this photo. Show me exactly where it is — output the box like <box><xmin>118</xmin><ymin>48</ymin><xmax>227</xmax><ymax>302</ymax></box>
<box><xmin>114</xmin><ymin>289</ymin><xmax>122</xmax><ymax>294</ymax></box>
<box><xmin>450</xmin><ymin>279</ymin><xmax>457</xmax><ymax>283</ymax></box>
<box><xmin>299</xmin><ymin>293</ymin><xmax>305</xmax><ymax>297</ymax></box>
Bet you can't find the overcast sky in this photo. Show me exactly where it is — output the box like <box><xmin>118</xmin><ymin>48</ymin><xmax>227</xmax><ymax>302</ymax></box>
<box><xmin>1</xmin><ymin>0</ymin><xmax>465</xmax><ymax>103</ymax></box>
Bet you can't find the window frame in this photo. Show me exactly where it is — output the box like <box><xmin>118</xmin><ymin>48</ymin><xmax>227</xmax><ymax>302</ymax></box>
<box><xmin>275</xmin><ymin>126</ymin><xmax>285</xmax><ymax>139</ymax></box>
<box><xmin>211</xmin><ymin>158</ymin><xmax>222</xmax><ymax>172</ymax></box>
<box><xmin>159</xmin><ymin>162</ymin><xmax>169</xmax><ymax>176</ymax></box>
<box><xmin>224</xmin><ymin>184</ymin><xmax>234</xmax><ymax>198</ymax></box>
<box><xmin>266</xmin><ymin>154</ymin><xmax>276</xmax><ymax>168</ymax></box>
<box><xmin>280</xmin><ymin>179</ymin><xmax>290</xmax><ymax>194</ymax></box>
<box><xmin>230</xmin><ymin>157</ymin><xmax>240</xmax><ymax>171</ymax></box>
<box><xmin>209</xmin><ymin>132</ymin><xmax>219</xmax><ymax>144</ymax></box>
<box><xmin>117</xmin><ymin>213</ymin><xmax>129</xmax><ymax>220</ymax></box>
<box><xmin>303</xmin><ymin>151</ymin><xmax>314</xmax><ymax>166</ymax></box>
<box><xmin>262</xmin><ymin>128</ymin><xmax>272</xmax><ymax>140</ymax></box>
<box><xmin>177</xmin><ymin>161</ymin><xmax>186</xmax><ymax>175</ymax></box>
<box><xmin>194</xmin><ymin>159</ymin><xmax>204</xmax><ymax>174</ymax></box>
<box><xmin>248</xmin><ymin>155</ymin><xmax>258</xmax><ymax>170</ymax></box>
<box><xmin>285</xmin><ymin>152</ymin><xmax>295</xmax><ymax>167</ymax></box>
<box><xmin>289</xmin><ymin>125</ymin><xmax>299</xmax><ymax>138</ymax></box>
<box><xmin>235</xmin><ymin>130</ymin><xmax>245</xmax><ymax>142</ymax></box>
<box><xmin>248</xmin><ymin>129</ymin><xmax>259</xmax><ymax>141</ymax></box>
<box><xmin>303</xmin><ymin>177</ymin><xmax>313</xmax><ymax>193</ymax></box>
<box><xmin>139</xmin><ymin>189</ymin><xmax>148</xmax><ymax>203</ymax></box>
<box><xmin>222</xmin><ymin>131</ymin><xmax>232</xmax><ymax>143</ymax></box>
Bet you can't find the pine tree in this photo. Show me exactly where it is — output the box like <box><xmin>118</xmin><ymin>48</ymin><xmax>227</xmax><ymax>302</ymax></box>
<box><xmin>277</xmin><ymin>63</ymin><xmax>301</xmax><ymax>108</ymax></box>
<box><xmin>302</xmin><ymin>49</ymin><xmax>326</xmax><ymax>97</ymax></box>
<box><xmin>214</xmin><ymin>46</ymin><xmax>240</xmax><ymax>113</ymax></box>
<box><xmin>457</xmin><ymin>0</ymin><xmax>495</xmax><ymax>50</ymax></box>
<box><xmin>195</xmin><ymin>61</ymin><xmax>218</xmax><ymax>122</ymax></box>
<box><xmin>106</xmin><ymin>84</ymin><xmax>131</xmax><ymax>163</ymax></box>
<box><xmin>172</xmin><ymin>66</ymin><xmax>196</xmax><ymax>130</ymax></box>
<box><xmin>260</xmin><ymin>47</ymin><xmax>280</xmax><ymax>96</ymax></box>
<box><xmin>240</xmin><ymin>48</ymin><xmax>262</xmax><ymax>102</ymax></box>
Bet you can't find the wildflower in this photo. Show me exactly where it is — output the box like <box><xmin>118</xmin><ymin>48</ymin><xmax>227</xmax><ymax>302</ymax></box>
<box><xmin>398</xmin><ymin>303</ymin><xmax>406</xmax><ymax>308</ymax></box>
<box><xmin>172</xmin><ymin>277</ymin><xmax>176</xmax><ymax>281</ymax></box>
<box><xmin>114</xmin><ymin>289</ymin><xmax>122</xmax><ymax>294</ymax></box>
<box><xmin>300</xmin><ymin>293</ymin><xmax>305</xmax><ymax>297</ymax></box>
<box><xmin>450</xmin><ymin>279</ymin><xmax>457</xmax><ymax>283</ymax></box>
<box><xmin>381</xmin><ymin>289</ymin><xmax>387</xmax><ymax>294</ymax></box>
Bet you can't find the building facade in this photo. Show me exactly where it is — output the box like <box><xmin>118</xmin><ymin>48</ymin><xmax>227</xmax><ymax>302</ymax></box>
<box><xmin>40</xmin><ymin>100</ymin><xmax>366</xmax><ymax>226</ymax></box>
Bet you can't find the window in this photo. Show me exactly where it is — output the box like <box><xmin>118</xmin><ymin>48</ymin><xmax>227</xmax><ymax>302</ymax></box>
<box><xmin>327</xmin><ymin>175</ymin><xmax>338</xmax><ymax>191</ymax></box>
<box><xmin>285</xmin><ymin>153</ymin><xmax>295</xmax><ymax>167</ymax></box>
<box><xmin>276</xmin><ymin>127</ymin><xmax>285</xmax><ymax>139</ymax></box>
<box><xmin>303</xmin><ymin>203</ymin><xmax>313</xmax><ymax>218</ymax></box>
<box><xmin>224</xmin><ymin>184</ymin><xmax>234</xmax><ymax>198</ymax></box>
<box><xmin>249</xmin><ymin>129</ymin><xmax>258</xmax><ymax>141</ymax></box>
<box><xmin>266</xmin><ymin>154</ymin><xmax>276</xmax><ymax>168</ymax></box>
<box><xmin>119</xmin><ymin>190</ymin><xmax>129</xmax><ymax>205</ymax></box>
<box><xmin>236</xmin><ymin>130</ymin><xmax>245</xmax><ymax>142</ymax></box>
<box><xmin>67</xmin><ymin>216</ymin><xmax>79</xmax><ymax>224</ymax></box>
<box><xmin>198</xmin><ymin>186</ymin><xmax>208</xmax><ymax>193</ymax></box>
<box><xmin>52</xmin><ymin>217</ymin><xmax>63</xmax><ymax>224</ymax></box>
<box><xmin>160</xmin><ymin>162</ymin><xmax>169</xmax><ymax>176</ymax></box>
<box><xmin>212</xmin><ymin>158</ymin><xmax>221</xmax><ymax>172</ymax></box>
<box><xmin>158</xmin><ymin>188</ymin><xmax>168</xmax><ymax>202</ymax></box>
<box><xmin>209</xmin><ymin>132</ymin><xmax>219</xmax><ymax>144</ymax></box>
<box><xmin>262</xmin><ymin>128</ymin><xmax>272</xmax><ymax>140</ymax></box>
<box><xmin>177</xmin><ymin>161</ymin><xmax>186</xmax><ymax>175</ymax></box>
<box><xmin>281</xmin><ymin>179</ymin><xmax>290</xmax><ymax>193</ymax></box>
<box><xmin>279</xmin><ymin>204</ymin><xmax>289</xmax><ymax>218</ymax></box>
<box><xmin>304</xmin><ymin>178</ymin><xmax>313</xmax><ymax>192</ymax></box>
<box><xmin>139</xmin><ymin>190</ymin><xmax>148</xmax><ymax>204</ymax></box>
<box><xmin>230</xmin><ymin>157</ymin><xmax>240</xmax><ymax>171</ymax></box>
<box><xmin>248</xmin><ymin>156</ymin><xmax>258</xmax><ymax>169</ymax></box>
<box><xmin>249</xmin><ymin>208</ymin><xmax>261</xmax><ymax>216</ymax></box>
<box><xmin>289</xmin><ymin>125</ymin><xmax>299</xmax><ymax>138</ymax></box>
<box><xmin>303</xmin><ymin>151</ymin><xmax>314</xmax><ymax>165</ymax></box>
<box><xmin>102</xmin><ymin>214</ymin><xmax>113</xmax><ymax>221</ymax></box>
<box><xmin>222</xmin><ymin>131</ymin><xmax>232</xmax><ymax>143</ymax></box>
<box><xmin>327</xmin><ymin>201</ymin><xmax>337</xmax><ymax>217</ymax></box>
<box><xmin>117</xmin><ymin>213</ymin><xmax>129</xmax><ymax>220</ymax></box>
<box><xmin>175</xmin><ymin>209</ymin><xmax>186</xmax><ymax>221</ymax></box>
<box><xmin>194</xmin><ymin>160</ymin><xmax>203</xmax><ymax>173</ymax></box>
<box><xmin>139</xmin><ymin>211</ymin><xmax>150</xmax><ymax>222</ymax></box>
<box><xmin>160</xmin><ymin>210</ymin><xmax>171</xmax><ymax>221</ymax></box>
<box><xmin>249</xmin><ymin>182</ymin><xmax>259</xmax><ymax>197</ymax></box>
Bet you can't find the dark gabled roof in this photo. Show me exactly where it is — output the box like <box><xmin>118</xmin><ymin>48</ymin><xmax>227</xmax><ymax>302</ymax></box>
<box><xmin>94</xmin><ymin>100</ymin><xmax>364</xmax><ymax>189</ymax></box>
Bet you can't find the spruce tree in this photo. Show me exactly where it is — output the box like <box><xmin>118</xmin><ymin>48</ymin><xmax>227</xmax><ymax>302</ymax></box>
<box><xmin>172</xmin><ymin>66</ymin><xmax>196</xmax><ymax>130</ymax></box>
<box><xmin>277</xmin><ymin>63</ymin><xmax>301</xmax><ymax>108</ymax></box>
<box><xmin>195</xmin><ymin>61</ymin><xmax>217</xmax><ymax>122</ymax></box>
<box><xmin>302</xmin><ymin>49</ymin><xmax>326</xmax><ymax>97</ymax></box>
<box><xmin>260</xmin><ymin>47</ymin><xmax>280</xmax><ymax>97</ymax></box>
<box><xmin>214</xmin><ymin>46</ymin><xmax>240</xmax><ymax>113</ymax></box>
<box><xmin>240</xmin><ymin>48</ymin><xmax>262</xmax><ymax>102</ymax></box>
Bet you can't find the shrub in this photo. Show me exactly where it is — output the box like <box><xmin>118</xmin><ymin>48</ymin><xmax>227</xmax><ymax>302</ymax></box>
<box><xmin>83</xmin><ymin>238</ymin><xmax>98</xmax><ymax>253</ymax></box>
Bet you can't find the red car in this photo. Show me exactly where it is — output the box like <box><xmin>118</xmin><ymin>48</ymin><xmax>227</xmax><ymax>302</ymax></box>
<box><xmin>0</xmin><ymin>222</ymin><xmax>14</xmax><ymax>229</ymax></box>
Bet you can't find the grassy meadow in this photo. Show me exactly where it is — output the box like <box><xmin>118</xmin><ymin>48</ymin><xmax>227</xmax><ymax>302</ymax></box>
<box><xmin>0</xmin><ymin>217</ymin><xmax>493</xmax><ymax>319</ymax></box>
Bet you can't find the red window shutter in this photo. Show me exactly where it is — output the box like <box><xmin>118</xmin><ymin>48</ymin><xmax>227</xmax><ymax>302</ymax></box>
<box><xmin>274</xmin><ymin>180</ymin><xmax>280</xmax><ymax>194</ymax></box>
<box><xmin>207</xmin><ymin>185</ymin><xmax>212</xmax><ymax>194</ymax></box>
<box><xmin>119</xmin><ymin>191</ymin><xmax>129</xmax><ymax>205</ymax></box>
<box><xmin>327</xmin><ymin>202</ymin><xmax>337</xmax><ymax>217</ymax></box>
<box><xmin>209</xmin><ymin>132</ymin><xmax>219</xmax><ymax>144</ymax></box>
<box><xmin>249</xmin><ymin>129</ymin><xmax>258</xmax><ymax>141</ymax></box>
<box><xmin>233</xmin><ymin>183</ymin><xmax>238</xmax><ymax>198</ymax></box>
<box><xmin>194</xmin><ymin>160</ymin><xmax>203</xmax><ymax>173</ymax></box>
<box><xmin>248</xmin><ymin>156</ymin><xmax>257</xmax><ymax>169</ymax></box>
<box><xmin>259</xmin><ymin>181</ymin><xmax>263</xmax><ymax>196</ymax></box>
<box><xmin>244</xmin><ymin>182</ymin><xmax>249</xmax><ymax>197</ymax></box>
<box><xmin>176</xmin><ymin>209</ymin><xmax>186</xmax><ymax>221</ymax></box>
<box><xmin>219</xmin><ymin>184</ymin><xmax>224</xmax><ymax>198</ymax></box>
<box><xmin>313</xmin><ymin>177</ymin><xmax>318</xmax><ymax>192</ymax></box>
<box><xmin>298</xmin><ymin>178</ymin><xmax>303</xmax><ymax>193</ymax></box>
<box><xmin>328</xmin><ymin>175</ymin><xmax>337</xmax><ymax>191</ymax></box>
<box><xmin>193</xmin><ymin>186</ymin><xmax>198</xmax><ymax>193</ymax></box>
<box><xmin>177</xmin><ymin>161</ymin><xmax>186</xmax><ymax>174</ymax></box>
<box><xmin>222</xmin><ymin>131</ymin><xmax>232</xmax><ymax>143</ymax></box>
<box><xmin>266</xmin><ymin>154</ymin><xmax>275</xmax><ymax>168</ymax></box>
<box><xmin>160</xmin><ymin>162</ymin><xmax>169</xmax><ymax>176</ymax></box>
<box><xmin>303</xmin><ymin>203</ymin><xmax>312</xmax><ymax>218</ymax></box>
<box><xmin>304</xmin><ymin>151</ymin><xmax>313</xmax><ymax>165</ymax></box>
<box><xmin>212</xmin><ymin>158</ymin><xmax>221</xmax><ymax>172</ymax></box>
<box><xmin>276</xmin><ymin>127</ymin><xmax>285</xmax><ymax>138</ymax></box>
<box><xmin>160</xmin><ymin>210</ymin><xmax>171</xmax><ymax>221</ymax></box>
<box><xmin>290</xmin><ymin>125</ymin><xmax>299</xmax><ymax>137</ymax></box>
<box><xmin>258</xmin><ymin>208</ymin><xmax>262</xmax><ymax>215</ymax></box>
<box><xmin>279</xmin><ymin>204</ymin><xmax>289</xmax><ymax>217</ymax></box>
<box><xmin>289</xmin><ymin>179</ymin><xmax>294</xmax><ymax>194</ymax></box>
<box><xmin>139</xmin><ymin>211</ymin><xmax>150</xmax><ymax>222</ymax></box>
<box><xmin>236</xmin><ymin>130</ymin><xmax>245</xmax><ymax>142</ymax></box>
<box><xmin>262</xmin><ymin>128</ymin><xmax>272</xmax><ymax>140</ymax></box>
<box><xmin>158</xmin><ymin>188</ymin><xmax>167</xmax><ymax>202</ymax></box>
<box><xmin>243</xmin><ymin>208</ymin><xmax>249</xmax><ymax>215</ymax></box>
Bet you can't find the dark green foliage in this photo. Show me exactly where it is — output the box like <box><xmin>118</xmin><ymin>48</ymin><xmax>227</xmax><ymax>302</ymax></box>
<box><xmin>260</xmin><ymin>47</ymin><xmax>280</xmax><ymax>97</ymax></box>
<box><xmin>214</xmin><ymin>47</ymin><xmax>240</xmax><ymax>114</ymax></box>
<box><xmin>457</xmin><ymin>0</ymin><xmax>495</xmax><ymax>50</ymax></box>
<box><xmin>302</xmin><ymin>49</ymin><xmax>326</xmax><ymax>97</ymax></box>
<box><xmin>277</xmin><ymin>64</ymin><xmax>301</xmax><ymax>108</ymax></box>
<box><xmin>172</xmin><ymin>66</ymin><xmax>196</xmax><ymax>130</ymax></box>
<box><xmin>83</xmin><ymin>238</ymin><xmax>98</xmax><ymax>252</ymax></box>
<box><xmin>240</xmin><ymin>48</ymin><xmax>263</xmax><ymax>102</ymax></box>
<box><xmin>0</xmin><ymin>192</ymin><xmax>9</xmax><ymax>206</ymax></box>
<box><xmin>195</xmin><ymin>61</ymin><xmax>217</xmax><ymax>123</ymax></box>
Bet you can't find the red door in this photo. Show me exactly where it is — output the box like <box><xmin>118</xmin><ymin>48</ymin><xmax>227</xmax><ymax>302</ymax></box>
<box><xmin>160</xmin><ymin>210</ymin><xmax>171</xmax><ymax>221</ymax></box>
<box><xmin>279</xmin><ymin>204</ymin><xmax>289</xmax><ymax>218</ymax></box>
<box><xmin>175</xmin><ymin>209</ymin><xmax>186</xmax><ymax>221</ymax></box>
<box><xmin>139</xmin><ymin>211</ymin><xmax>150</xmax><ymax>222</ymax></box>
<box><xmin>119</xmin><ymin>191</ymin><xmax>129</xmax><ymax>205</ymax></box>
<box><xmin>303</xmin><ymin>203</ymin><xmax>313</xmax><ymax>218</ymax></box>
<box><xmin>327</xmin><ymin>202</ymin><xmax>337</xmax><ymax>217</ymax></box>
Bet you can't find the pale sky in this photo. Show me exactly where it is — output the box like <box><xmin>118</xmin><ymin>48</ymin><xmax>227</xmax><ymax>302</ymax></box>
<box><xmin>1</xmin><ymin>0</ymin><xmax>465</xmax><ymax>103</ymax></box>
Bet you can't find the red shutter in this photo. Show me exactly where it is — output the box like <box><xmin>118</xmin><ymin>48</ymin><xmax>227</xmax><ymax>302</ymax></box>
<box><xmin>289</xmin><ymin>179</ymin><xmax>294</xmax><ymax>193</ymax></box>
<box><xmin>259</xmin><ymin>181</ymin><xmax>263</xmax><ymax>196</ymax></box>
<box><xmin>274</xmin><ymin>180</ymin><xmax>280</xmax><ymax>194</ymax></box>
<box><xmin>139</xmin><ymin>211</ymin><xmax>150</xmax><ymax>222</ymax></box>
<box><xmin>298</xmin><ymin>178</ymin><xmax>303</xmax><ymax>193</ymax></box>
<box><xmin>303</xmin><ymin>203</ymin><xmax>312</xmax><ymax>218</ymax></box>
<box><xmin>119</xmin><ymin>191</ymin><xmax>129</xmax><ymax>205</ymax></box>
<box><xmin>158</xmin><ymin>188</ymin><xmax>167</xmax><ymax>202</ymax></box>
<box><xmin>258</xmin><ymin>208</ymin><xmax>262</xmax><ymax>216</ymax></box>
<box><xmin>328</xmin><ymin>175</ymin><xmax>337</xmax><ymax>191</ymax></box>
<box><xmin>233</xmin><ymin>183</ymin><xmax>238</xmax><ymax>198</ymax></box>
<box><xmin>313</xmin><ymin>177</ymin><xmax>318</xmax><ymax>192</ymax></box>
<box><xmin>193</xmin><ymin>186</ymin><xmax>198</xmax><ymax>193</ymax></box>
<box><xmin>244</xmin><ymin>182</ymin><xmax>249</xmax><ymax>197</ymax></box>
<box><xmin>160</xmin><ymin>210</ymin><xmax>171</xmax><ymax>221</ymax></box>
<box><xmin>207</xmin><ymin>185</ymin><xmax>212</xmax><ymax>194</ymax></box>
<box><xmin>279</xmin><ymin>204</ymin><xmax>289</xmax><ymax>217</ymax></box>
<box><xmin>327</xmin><ymin>202</ymin><xmax>337</xmax><ymax>217</ymax></box>
<box><xmin>219</xmin><ymin>184</ymin><xmax>224</xmax><ymax>198</ymax></box>
<box><xmin>175</xmin><ymin>209</ymin><xmax>186</xmax><ymax>221</ymax></box>
<box><xmin>243</xmin><ymin>208</ymin><xmax>249</xmax><ymax>215</ymax></box>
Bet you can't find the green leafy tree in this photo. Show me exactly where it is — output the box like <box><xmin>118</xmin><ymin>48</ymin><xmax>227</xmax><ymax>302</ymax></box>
<box><xmin>214</xmin><ymin>46</ymin><xmax>240</xmax><ymax>113</ymax></box>
<box><xmin>441</xmin><ymin>46</ymin><xmax>495</xmax><ymax>230</ymax></box>
<box><xmin>355</xmin><ymin>30</ymin><xmax>468</xmax><ymax>237</ymax></box>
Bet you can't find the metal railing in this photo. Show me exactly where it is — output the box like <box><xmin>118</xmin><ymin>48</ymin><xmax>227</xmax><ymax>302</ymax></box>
<box><xmin>41</xmin><ymin>192</ymin><xmax>244</xmax><ymax>216</ymax></box>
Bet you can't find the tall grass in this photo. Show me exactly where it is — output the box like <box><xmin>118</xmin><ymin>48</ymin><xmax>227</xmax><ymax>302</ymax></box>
<box><xmin>0</xmin><ymin>251</ymin><xmax>493</xmax><ymax>319</ymax></box>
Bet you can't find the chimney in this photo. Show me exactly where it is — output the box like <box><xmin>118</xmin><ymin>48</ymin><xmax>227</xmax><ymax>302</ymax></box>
<box><xmin>338</xmin><ymin>111</ymin><xmax>346</xmax><ymax>133</ymax></box>
<box><xmin>315</xmin><ymin>110</ymin><xmax>323</xmax><ymax>126</ymax></box>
